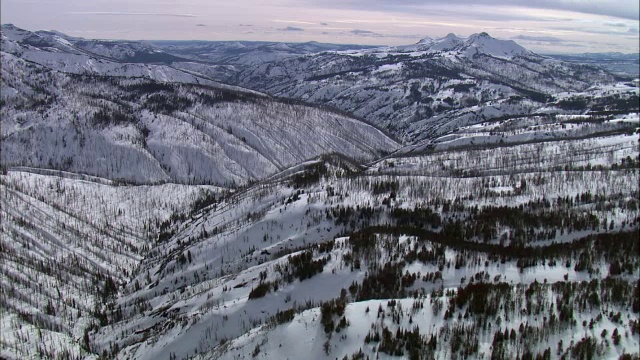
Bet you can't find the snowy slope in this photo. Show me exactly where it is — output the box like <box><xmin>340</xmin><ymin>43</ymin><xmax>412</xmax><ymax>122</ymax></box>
<box><xmin>0</xmin><ymin>170</ymin><xmax>222</xmax><ymax>359</ymax></box>
<box><xmin>209</xmin><ymin>287</ymin><xmax>639</xmax><ymax>359</ymax></box>
<box><xmin>91</xmin><ymin>130</ymin><xmax>639</xmax><ymax>359</ymax></box>
<box><xmin>0</xmin><ymin>47</ymin><xmax>399</xmax><ymax>185</ymax></box>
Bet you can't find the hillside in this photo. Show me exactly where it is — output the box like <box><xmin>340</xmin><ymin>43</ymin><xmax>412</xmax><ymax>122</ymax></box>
<box><xmin>1</xmin><ymin>26</ymin><xmax>399</xmax><ymax>186</ymax></box>
<box><xmin>0</xmin><ymin>170</ymin><xmax>223</xmax><ymax>359</ymax></box>
<box><xmin>91</xmin><ymin>127</ymin><xmax>639</xmax><ymax>360</ymax></box>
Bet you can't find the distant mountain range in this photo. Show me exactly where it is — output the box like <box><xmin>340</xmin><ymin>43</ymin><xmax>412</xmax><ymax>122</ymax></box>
<box><xmin>545</xmin><ymin>52</ymin><xmax>639</xmax><ymax>78</ymax></box>
<box><xmin>197</xmin><ymin>31</ymin><xmax>621</xmax><ymax>143</ymax></box>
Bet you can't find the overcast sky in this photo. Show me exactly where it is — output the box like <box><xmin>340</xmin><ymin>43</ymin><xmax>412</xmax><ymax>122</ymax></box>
<box><xmin>2</xmin><ymin>0</ymin><xmax>638</xmax><ymax>53</ymax></box>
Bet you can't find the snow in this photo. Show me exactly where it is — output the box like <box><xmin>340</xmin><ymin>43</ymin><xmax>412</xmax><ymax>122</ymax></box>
<box><xmin>463</xmin><ymin>32</ymin><xmax>529</xmax><ymax>58</ymax></box>
<box><xmin>54</xmin><ymin>36</ymin><xmax>72</xmax><ymax>47</ymax></box>
<box><xmin>0</xmin><ymin>170</ymin><xmax>221</xmax><ymax>359</ymax></box>
<box><xmin>0</xmin><ymin>49</ymin><xmax>399</xmax><ymax>185</ymax></box>
<box><xmin>209</xmin><ymin>291</ymin><xmax>639</xmax><ymax>360</ymax></box>
<box><xmin>430</xmin><ymin>33</ymin><xmax>464</xmax><ymax>52</ymax></box>
<box><xmin>375</xmin><ymin>63</ymin><xmax>403</xmax><ymax>72</ymax></box>
<box><xmin>1</xmin><ymin>23</ymin><xmax>638</xmax><ymax>360</ymax></box>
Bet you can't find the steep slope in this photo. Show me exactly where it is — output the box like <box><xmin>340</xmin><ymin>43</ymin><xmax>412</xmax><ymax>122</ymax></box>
<box><xmin>0</xmin><ymin>42</ymin><xmax>399</xmax><ymax>185</ymax></box>
<box><xmin>208</xmin><ymin>280</ymin><xmax>639</xmax><ymax>359</ymax></box>
<box><xmin>0</xmin><ymin>170</ymin><xmax>222</xmax><ymax>359</ymax></box>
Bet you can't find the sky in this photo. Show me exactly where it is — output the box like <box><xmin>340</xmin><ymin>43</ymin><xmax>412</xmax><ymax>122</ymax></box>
<box><xmin>1</xmin><ymin>0</ymin><xmax>638</xmax><ymax>54</ymax></box>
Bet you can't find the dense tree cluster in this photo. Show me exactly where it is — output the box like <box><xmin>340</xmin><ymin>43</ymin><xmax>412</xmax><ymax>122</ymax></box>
<box><xmin>278</xmin><ymin>250</ymin><xmax>329</xmax><ymax>283</ymax></box>
<box><xmin>290</xmin><ymin>163</ymin><xmax>328</xmax><ymax>188</ymax></box>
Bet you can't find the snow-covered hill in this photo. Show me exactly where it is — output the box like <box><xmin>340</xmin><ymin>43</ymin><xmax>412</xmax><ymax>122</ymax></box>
<box><xmin>0</xmin><ymin>36</ymin><xmax>399</xmax><ymax>185</ymax></box>
<box><xmin>85</xmin><ymin>130</ymin><xmax>638</xmax><ymax>360</ymax></box>
<box><xmin>0</xmin><ymin>170</ymin><xmax>222</xmax><ymax>359</ymax></box>
<box><xmin>0</xmin><ymin>24</ymin><xmax>258</xmax><ymax>93</ymax></box>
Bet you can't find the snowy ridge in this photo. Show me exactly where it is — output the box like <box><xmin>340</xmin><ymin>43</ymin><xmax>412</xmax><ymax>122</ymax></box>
<box><xmin>0</xmin><ymin>24</ymin><xmax>262</xmax><ymax>96</ymax></box>
<box><xmin>149</xmin><ymin>39</ymin><xmax>376</xmax><ymax>66</ymax></box>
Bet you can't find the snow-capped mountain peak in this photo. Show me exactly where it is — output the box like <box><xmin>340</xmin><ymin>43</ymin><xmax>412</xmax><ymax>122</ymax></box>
<box><xmin>415</xmin><ymin>32</ymin><xmax>529</xmax><ymax>58</ymax></box>
<box><xmin>442</xmin><ymin>32</ymin><xmax>461</xmax><ymax>40</ymax></box>
<box><xmin>463</xmin><ymin>31</ymin><xmax>529</xmax><ymax>58</ymax></box>
<box><xmin>1</xmin><ymin>23</ymin><xmax>44</xmax><ymax>43</ymax></box>
<box><xmin>429</xmin><ymin>32</ymin><xmax>464</xmax><ymax>51</ymax></box>
<box><xmin>1</xmin><ymin>23</ymin><xmax>23</xmax><ymax>36</ymax></box>
<box><xmin>416</xmin><ymin>36</ymin><xmax>434</xmax><ymax>45</ymax></box>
